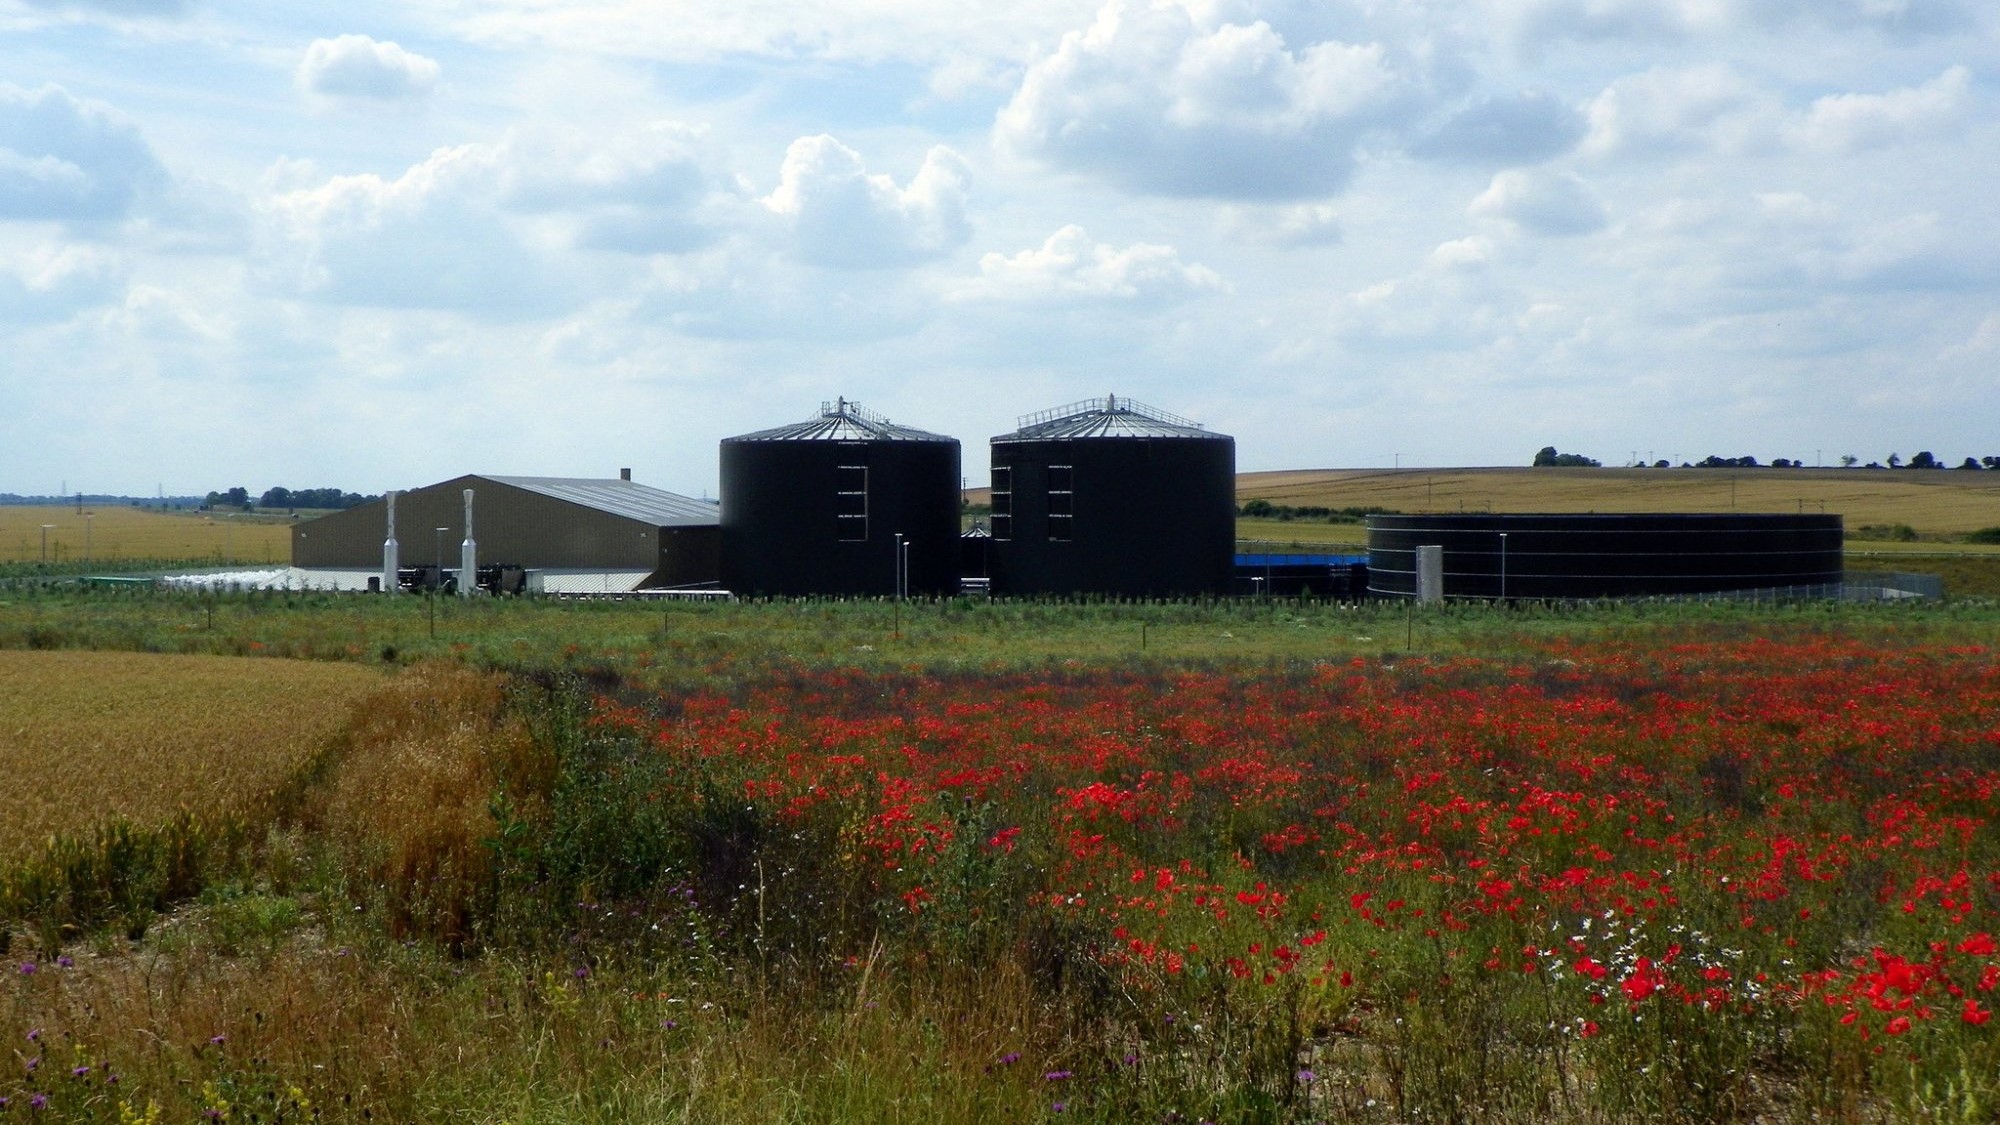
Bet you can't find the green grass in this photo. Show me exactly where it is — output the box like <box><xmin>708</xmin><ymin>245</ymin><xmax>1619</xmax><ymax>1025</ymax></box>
<box><xmin>0</xmin><ymin>582</ymin><xmax>1996</xmax><ymax>677</ymax></box>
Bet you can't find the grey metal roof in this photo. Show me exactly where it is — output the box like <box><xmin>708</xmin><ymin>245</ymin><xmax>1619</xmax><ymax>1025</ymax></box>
<box><xmin>482</xmin><ymin>476</ymin><xmax>719</xmax><ymax>526</ymax></box>
<box><xmin>725</xmin><ymin>398</ymin><xmax>956</xmax><ymax>443</ymax></box>
<box><xmin>996</xmin><ymin>395</ymin><xmax>1229</xmax><ymax>441</ymax></box>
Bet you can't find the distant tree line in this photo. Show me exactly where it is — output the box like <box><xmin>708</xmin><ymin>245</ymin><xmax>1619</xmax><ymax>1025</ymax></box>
<box><xmin>1532</xmin><ymin>447</ymin><xmax>1602</xmax><ymax>467</ymax></box>
<box><xmin>1238</xmin><ymin>500</ymin><xmax>1394</xmax><ymax>523</ymax></box>
<box><xmin>203</xmin><ymin>486</ymin><xmax>378</xmax><ymax>511</ymax></box>
<box><xmin>1534</xmin><ymin>447</ymin><xmax>2000</xmax><ymax>470</ymax></box>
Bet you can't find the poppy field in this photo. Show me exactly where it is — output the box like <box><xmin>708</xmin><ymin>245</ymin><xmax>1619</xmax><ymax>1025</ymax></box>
<box><xmin>555</xmin><ymin>633</ymin><xmax>2000</xmax><ymax>1120</ymax></box>
<box><xmin>3</xmin><ymin>602</ymin><xmax>1999</xmax><ymax>1122</ymax></box>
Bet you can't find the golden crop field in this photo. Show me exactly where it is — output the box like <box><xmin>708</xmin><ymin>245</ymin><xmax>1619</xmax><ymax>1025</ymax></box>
<box><xmin>1237</xmin><ymin>466</ymin><xmax>2000</xmax><ymax>535</ymax></box>
<box><xmin>0</xmin><ymin>651</ymin><xmax>382</xmax><ymax>860</ymax></box>
<box><xmin>0</xmin><ymin>505</ymin><xmax>294</xmax><ymax>566</ymax></box>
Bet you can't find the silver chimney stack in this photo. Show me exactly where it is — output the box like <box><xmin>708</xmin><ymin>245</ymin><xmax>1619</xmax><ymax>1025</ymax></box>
<box><xmin>459</xmin><ymin>488</ymin><xmax>477</xmax><ymax>597</ymax></box>
<box><xmin>382</xmin><ymin>490</ymin><xmax>399</xmax><ymax>593</ymax></box>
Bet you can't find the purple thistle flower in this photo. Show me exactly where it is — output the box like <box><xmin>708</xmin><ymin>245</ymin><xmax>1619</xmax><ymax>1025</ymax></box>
<box><xmin>25</xmin><ymin>1056</ymin><xmax>40</xmax><ymax>1072</ymax></box>
<box><xmin>998</xmin><ymin>1052</ymin><xmax>1021</xmax><ymax>1066</ymax></box>
<box><xmin>1044</xmin><ymin>1070</ymin><xmax>1072</xmax><ymax>1081</ymax></box>
<box><xmin>54</xmin><ymin>956</ymin><xmax>72</xmax><ymax>969</ymax></box>
<box><xmin>72</xmin><ymin>1065</ymin><xmax>90</xmax><ymax>1078</ymax></box>
<box><xmin>31</xmin><ymin>1093</ymin><xmax>49</xmax><ymax>1109</ymax></box>
<box><xmin>18</xmin><ymin>962</ymin><xmax>34</xmax><ymax>975</ymax></box>
<box><xmin>1052</xmin><ymin>1102</ymin><xmax>1067</xmax><ymax>1114</ymax></box>
<box><xmin>209</xmin><ymin>1034</ymin><xmax>226</xmax><ymax>1046</ymax></box>
<box><xmin>25</xmin><ymin>1028</ymin><xmax>40</xmax><ymax>1042</ymax></box>
<box><xmin>1296</xmin><ymin>1068</ymin><xmax>1317</xmax><ymax>1085</ymax></box>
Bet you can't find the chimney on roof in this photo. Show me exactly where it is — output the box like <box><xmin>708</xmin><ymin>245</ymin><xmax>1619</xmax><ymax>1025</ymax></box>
<box><xmin>620</xmin><ymin>467</ymin><xmax>632</xmax><ymax>481</ymax></box>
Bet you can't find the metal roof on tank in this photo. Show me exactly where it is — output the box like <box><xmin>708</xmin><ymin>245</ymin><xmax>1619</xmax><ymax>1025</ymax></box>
<box><xmin>725</xmin><ymin>398</ymin><xmax>956</xmax><ymax>443</ymax></box>
<box><xmin>997</xmin><ymin>395</ymin><xmax>1229</xmax><ymax>441</ymax></box>
<box><xmin>481</xmin><ymin>476</ymin><xmax>719</xmax><ymax>526</ymax></box>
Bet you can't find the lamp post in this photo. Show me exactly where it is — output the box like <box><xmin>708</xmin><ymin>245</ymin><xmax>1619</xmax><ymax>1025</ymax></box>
<box><xmin>430</xmin><ymin>526</ymin><xmax>447</xmax><ymax>639</ymax></box>
<box><xmin>1498</xmin><ymin>532</ymin><xmax>1509</xmax><ymax>602</ymax></box>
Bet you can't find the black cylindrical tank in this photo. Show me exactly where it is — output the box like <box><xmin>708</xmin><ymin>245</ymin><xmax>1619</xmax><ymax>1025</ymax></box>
<box><xmin>1366</xmin><ymin>513</ymin><xmax>1845</xmax><ymax>599</ymax></box>
<box><xmin>989</xmin><ymin>396</ymin><xmax>1235</xmax><ymax>597</ymax></box>
<box><xmin>720</xmin><ymin>400</ymin><xmax>961</xmax><ymax>596</ymax></box>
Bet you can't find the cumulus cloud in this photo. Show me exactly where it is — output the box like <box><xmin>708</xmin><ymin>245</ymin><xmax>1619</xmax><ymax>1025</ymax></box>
<box><xmin>504</xmin><ymin>122</ymin><xmax>738</xmax><ymax>254</ymax></box>
<box><xmin>1940</xmin><ymin>311</ymin><xmax>2000</xmax><ymax>361</ymax></box>
<box><xmin>1222</xmin><ymin>201</ymin><xmax>1342</xmax><ymax>246</ymax></box>
<box><xmin>1787</xmin><ymin>66</ymin><xmax>1971</xmax><ymax>154</ymax></box>
<box><xmin>0</xmin><ymin>241</ymin><xmax>124</xmax><ymax>322</ymax></box>
<box><xmin>1409</xmin><ymin>90</ymin><xmax>1586</xmax><ymax>166</ymax></box>
<box><xmin>951</xmin><ymin>225</ymin><xmax>1225</xmax><ymax>304</ymax></box>
<box><xmin>258</xmin><ymin>143</ymin><xmax>563</xmax><ymax>312</ymax></box>
<box><xmin>1580</xmin><ymin>64</ymin><xmax>1779</xmax><ymax>158</ymax></box>
<box><xmin>296</xmin><ymin>35</ymin><xmax>441</xmax><ymax>103</ymax></box>
<box><xmin>1470</xmin><ymin>169</ymin><xmax>1607</xmax><ymax>236</ymax></box>
<box><xmin>1430</xmin><ymin>234</ymin><xmax>1497</xmax><ymax>269</ymax></box>
<box><xmin>762</xmin><ymin>136</ymin><xmax>970</xmax><ymax>269</ymax></box>
<box><xmin>1490</xmin><ymin>0</ymin><xmax>1976</xmax><ymax>51</ymax></box>
<box><xmin>995</xmin><ymin>0</ymin><xmax>1415</xmax><ymax>199</ymax></box>
<box><xmin>0</xmin><ymin>84</ymin><xmax>166</xmax><ymax>221</ymax></box>
<box><xmin>1584</xmin><ymin>64</ymin><xmax>1977</xmax><ymax>161</ymax></box>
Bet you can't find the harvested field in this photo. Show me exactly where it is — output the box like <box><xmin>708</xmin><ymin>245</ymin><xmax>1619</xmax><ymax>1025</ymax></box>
<box><xmin>0</xmin><ymin>650</ymin><xmax>381</xmax><ymax>859</ymax></box>
<box><xmin>0</xmin><ymin>505</ymin><xmax>294</xmax><ymax>566</ymax></box>
<box><xmin>1237</xmin><ymin>466</ymin><xmax>2000</xmax><ymax>536</ymax></box>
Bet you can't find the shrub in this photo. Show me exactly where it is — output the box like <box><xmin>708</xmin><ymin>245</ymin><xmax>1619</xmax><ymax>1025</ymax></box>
<box><xmin>1852</xmin><ymin>523</ymin><xmax>1919</xmax><ymax>542</ymax></box>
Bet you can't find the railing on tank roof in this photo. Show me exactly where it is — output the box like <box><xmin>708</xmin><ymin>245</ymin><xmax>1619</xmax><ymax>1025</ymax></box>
<box><xmin>819</xmin><ymin>397</ymin><xmax>892</xmax><ymax>426</ymax></box>
<box><xmin>1016</xmin><ymin>394</ymin><xmax>1202</xmax><ymax>430</ymax></box>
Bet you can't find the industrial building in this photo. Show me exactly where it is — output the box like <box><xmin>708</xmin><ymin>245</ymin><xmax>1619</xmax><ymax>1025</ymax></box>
<box><xmin>291</xmin><ymin>473</ymin><xmax>719</xmax><ymax>591</ymax></box>
<box><xmin>989</xmin><ymin>396</ymin><xmax>1235</xmax><ymax>598</ymax></box>
<box><xmin>1365</xmin><ymin>513</ymin><xmax>1845</xmax><ymax>600</ymax></box>
<box><xmin>720</xmin><ymin>400</ymin><xmax>961</xmax><ymax>597</ymax></box>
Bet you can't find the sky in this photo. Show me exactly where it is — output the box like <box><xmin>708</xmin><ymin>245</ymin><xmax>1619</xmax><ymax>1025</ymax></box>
<box><xmin>2</xmin><ymin>0</ymin><xmax>1996</xmax><ymax>498</ymax></box>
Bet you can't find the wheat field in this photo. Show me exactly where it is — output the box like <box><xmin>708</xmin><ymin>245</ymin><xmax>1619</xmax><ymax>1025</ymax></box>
<box><xmin>0</xmin><ymin>650</ymin><xmax>382</xmax><ymax>859</ymax></box>
<box><xmin>0</xmin><ymin>505</ymin><xmax>295</xmax><ymax>566</ymax></box>
<box><xmin>1238</xmin><ymin>466</ymin><xmax>2000</xmax><ymax>534</ymax></box>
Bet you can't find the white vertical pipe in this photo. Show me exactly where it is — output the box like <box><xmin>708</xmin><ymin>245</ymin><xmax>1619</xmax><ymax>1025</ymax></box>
<box><xmin>1416</xmin><ymin>544</ymin><xmax>1444</xmax><ymax>604</ymax></box>
<box><xmin>382</xmin><ymin>490</ymin><xmax>400</xmax><ymax>593</ymax></box>
<box><xmin>460</xmin><ymin>488</ymin><xmax>477</xmax><ymax>597</ymax></box>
